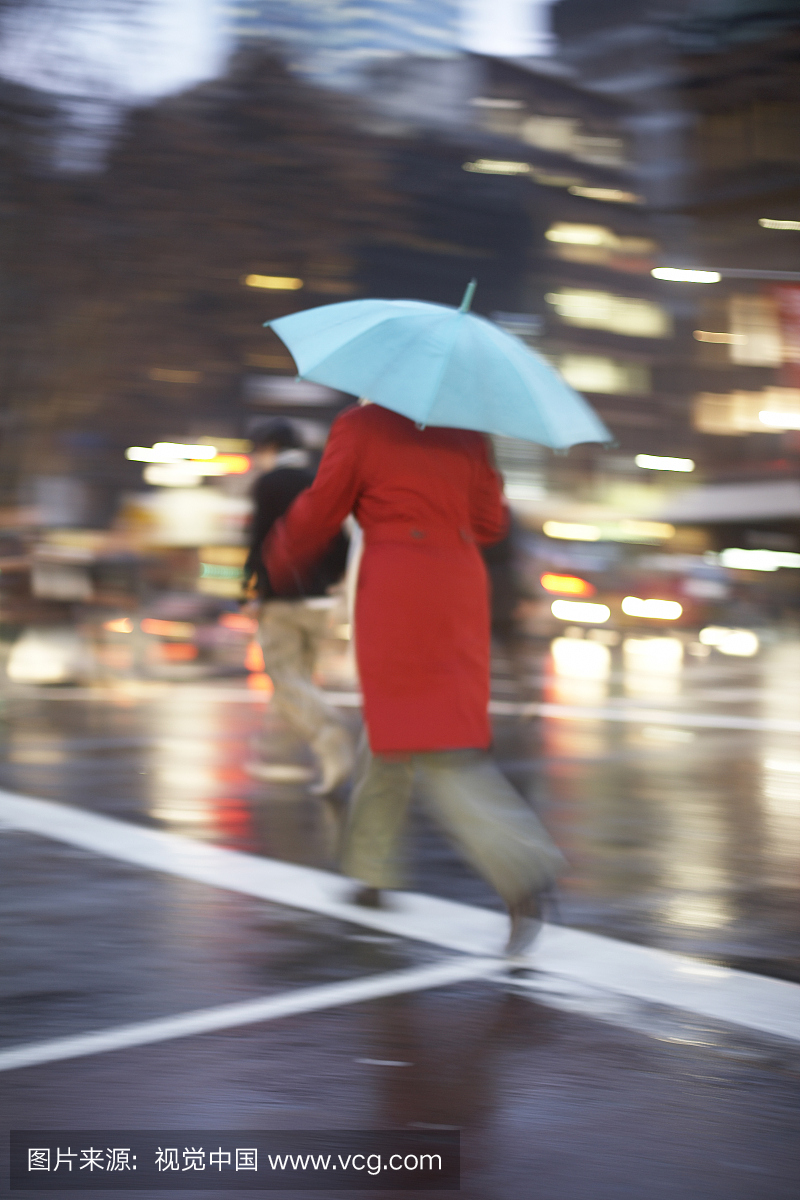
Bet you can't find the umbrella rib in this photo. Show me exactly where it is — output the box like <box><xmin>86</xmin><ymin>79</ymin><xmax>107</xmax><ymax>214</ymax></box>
<box><xmin>419</xmin><ymin>313</ymin><xmax>469</xmax><ymax>426</ymax></box>
<box><xmin>310</xmin><ymin>311</ymin><xmax>457</xmax><ymax>417</ymax></box>
<box><xmin>482</xmin><ymin>318</ymin><xmax>611</xmax><ymax>446</ymax></box>
<box><xmin>484</xmin><ymin>325</ymin><xmax>578</xmax><ymax>448</ymax></box>
<box><xmin>293</xmin><ymin>308</ymin><xmax>424</xmax><ymax>376</ymax></box>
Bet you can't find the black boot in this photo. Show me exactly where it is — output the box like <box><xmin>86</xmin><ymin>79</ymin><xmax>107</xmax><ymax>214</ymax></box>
<box><xmin>352</xmin><ymin>885</ymin><xmax>384</xmax><ymax>909</ymax></box>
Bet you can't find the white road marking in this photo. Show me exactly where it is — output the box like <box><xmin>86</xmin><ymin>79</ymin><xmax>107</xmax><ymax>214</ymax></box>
<box><xmin>2</xmin><ymin>789</ymin><xmax>799</xmax><ymax>1045</ymax></box>
<box><xmin>0</xmin><ymin>958</ymin><xmax>501</xmax><ymax>1074</ymax></box>
<box><xmin>244</xmin><ymin>762</ymin><xmax>316</xmax><ymax>782</ymax></box>
<box><xmin>355</xmin><ymin>1058</ymin><xmax>412</xmax><ymax>1066</ymax></box>
<box><xmin>488</xmin><ymin>699</ymin><xmax>800</xmax><ymax>734</ymax></box>
<box><xmin>12</xmin><ymin>684</ymin><xmax>800</xmax><ymax>733</ymax></box>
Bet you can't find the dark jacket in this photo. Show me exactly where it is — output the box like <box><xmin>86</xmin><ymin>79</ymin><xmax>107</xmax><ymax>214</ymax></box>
<box><xmin>244</xmin><ymin>454</ymin><xmax>348</xmax><ymax>600</ymax></box>
<box><xmin>482</xmin><ymin>512</ymin><xmax>529</xmax><ymax>638</ymax></box>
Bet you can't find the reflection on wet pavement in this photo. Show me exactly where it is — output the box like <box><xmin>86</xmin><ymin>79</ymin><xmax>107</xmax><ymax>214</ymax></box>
<box><xmin>2</xmin><ymin>639</ymin><xmax>799</xmax><ymax>1199</ymax></box>
<box><xmin>1</xmin><ymin>640</ymin><xmax>799</xmax><ymax>986</ymax></box>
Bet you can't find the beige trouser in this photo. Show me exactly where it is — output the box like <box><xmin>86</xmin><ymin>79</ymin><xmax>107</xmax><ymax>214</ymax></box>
<box><xmin>341</xmin><ymin>740</ymin><xmax>566</xmax><ymax>906</ymax></box>
<box><xmin>257</xmin><ymin>600</ymin><xmax>351</xmax><ymax>764</ymax></box>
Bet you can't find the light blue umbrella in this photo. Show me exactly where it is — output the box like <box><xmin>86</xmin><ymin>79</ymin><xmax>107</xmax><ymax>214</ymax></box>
<box><xmin>266</xmin><ymin>280</ymin><xmax>611</xmax><ymax>449</ymax></box>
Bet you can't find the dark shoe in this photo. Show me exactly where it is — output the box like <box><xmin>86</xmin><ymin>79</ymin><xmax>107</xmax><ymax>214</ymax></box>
<box><xmin>505</xmin><ymin>890</ymin><xmax>544</xmax><ymax>958</ymax></box>
<box><xmin>352</xmin><ymin>885</ymin><xmax>384</xmax><ymax>909</ymax></box>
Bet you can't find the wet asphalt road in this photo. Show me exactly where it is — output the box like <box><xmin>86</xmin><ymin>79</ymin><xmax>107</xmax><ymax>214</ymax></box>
<box><xmin>1</xmin><ymin>636</ymin><xmax>799</xmax><ymax>1198</ymax></box>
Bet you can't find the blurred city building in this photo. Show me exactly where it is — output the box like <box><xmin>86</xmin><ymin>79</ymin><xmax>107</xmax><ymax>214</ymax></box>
<box><xmin>1</xmin><ymin>0</ymin><xmax>799</xmax><ymax>641</ymax></box>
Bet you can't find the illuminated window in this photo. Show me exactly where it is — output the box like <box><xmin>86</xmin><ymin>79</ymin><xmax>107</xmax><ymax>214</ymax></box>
<box><xmin>545</xmin><ymin>223</ymin><xmax>655</xmax><ymax>254</ymax></box>
<box><xmin>462</xmin><ymin>159</ymin><xmax>531</xmax><ymax>175</ymax></box>
<box><xmin>543</xmin><ymin>520</ymin><xmax>600</xmax><ymax>541</ymax></box>
<box><xmin>546</xmin><ymin>223</ymin><xmax>611</xmax><ymax>246</ymax></box>
<box><xmin>693</xmin><ymin>330</ymin><xmax>745</xmax><ymax>344</ymax></box>
<box><xmin>545</xmin><ymin>289</ymin><xmax>671</xmax><ymax>338</ymax></box>
<box><xmin>694</xmin><ymin>387</ymin><xmax>800</xmax><ymax>435</ymax></box>
<box><xmin>545</xmin><ymin>223</ymin><xmax>655</xmax><ymax>271</ymax></box>
<box><xmin>521</xmin><ymin>115</ymin><xmax>577</xmax><ymax>151</ymax></box>
<box><xmin>728</xmin><ymin>295</ymin><xmax>782</xmax><ymax>366</ymax></box>
<box><xmin>651</xmin><ymin>268</ymin><xmax>720</xmax><ymax>283</ymax></box>
<box><xmin>521</xmin><ymin>116</ymin><xmax>626</xmax><ymax>167</ymax></box>
<box><xmin>567</xmin><ymin>186</ymin><xmax>641</xmax><ymax>203</ymax></box>
<box><xmin>243</xmin><ymin>274</ymin><xmax>303</xmax><ymax>290</ymax></box>
<box><xmin>556</xmin><ymin>354</ymin><xmax>650</xmax><ymax>394</ymax></box>
<box><xmin>472</xmin><ymin>97</ymin><xmax>524</xmax><ymax>109</ymax></box>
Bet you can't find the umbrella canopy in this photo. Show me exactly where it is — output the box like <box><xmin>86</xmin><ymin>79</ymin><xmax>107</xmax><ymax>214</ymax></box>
<box><xmin>266</xmin><ymin>281</ymin><xmax>611</xmax><ymax>449</ymax></box>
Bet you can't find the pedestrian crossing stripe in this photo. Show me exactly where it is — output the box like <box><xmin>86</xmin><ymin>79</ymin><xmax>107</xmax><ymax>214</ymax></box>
<box><xmin>1</xmin><ymin>787</ymin><xmax>799</xmax><ymax>1072</ymax></box>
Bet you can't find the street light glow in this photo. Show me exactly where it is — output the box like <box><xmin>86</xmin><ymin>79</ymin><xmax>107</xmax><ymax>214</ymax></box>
<box><xmin>126</xmin><ymin>443</ymin><xmax>219</xmax><ymax>463</ymax></box>
<box><xmin>693</xmin><ymin>330</ymin><xmax>745</xmax><ymax>344</ymax></box>
<box><xmin>545</xmin><ymin>223</ymin><xmax>610</xmax><ymax>246</ymax></box>
<box><xmin>719</xmin><ymin>548</ymin><xmax>800</xmax><ymax>571</ymax></box>
<box><xmin>635</xmin><ymin>453</ymin><xmax>695</xmax><ymax>472</ymax></box>
<box><xmin>462</xmin><ymin>159</ymin><xmax>531</xmax><ymax>175</ymax></box>
<box><xmin>153</xmin><ymin>442</ymin><xmax>217</xmax><ymax>459</ymax></box>
<box><xmin>651</xmin><ymin>268</ymin><xmax>721</xmax><ymax>283</ymax></box>
<box><xmin>471</xmin><ymin>97</ymin><xmax>524</xmax><ymax>109</ymax></box>
<box><xmin>567</xmin><ymin>186</ymin><xmax>641</xmax><ymax>203</ymax></box>
<box><xmin>542</xmin><ymin>520</ymin><xmax>601</xmax><ymax>541</ymax></box>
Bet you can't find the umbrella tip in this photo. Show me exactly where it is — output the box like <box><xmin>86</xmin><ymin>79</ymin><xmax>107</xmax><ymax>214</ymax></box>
<box><xmin>459</xmin><ymin>278</ymin><xmax>477</xmax><ymax>313</ymax></box>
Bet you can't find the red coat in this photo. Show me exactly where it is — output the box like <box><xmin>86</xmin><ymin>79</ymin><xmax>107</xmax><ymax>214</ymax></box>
<box><xmin>266</xmin><ymin>404</ymin><xmax>509</xmax><ymax>753</ymax></box>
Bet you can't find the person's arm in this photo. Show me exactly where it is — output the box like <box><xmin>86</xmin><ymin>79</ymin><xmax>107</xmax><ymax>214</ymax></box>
<box><xmin>266</xmin><ymin>413</ymin><xmax>362</xmax><ymax>593</ymax></box>
<box><xmin>244</xmin><ymin>472</ymin><xmax>306</xmax><ymax>595</ymax></box>
<box><xmin>469</xmin><ymin>436</ymin><xmax>510</xmax><ymax>546</ymax></box>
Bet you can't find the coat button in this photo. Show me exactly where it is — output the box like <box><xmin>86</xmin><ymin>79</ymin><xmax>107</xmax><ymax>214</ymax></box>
<box><xmin>411</xmin><ymin>529</ymin><xmax>425</xmax><ymax>539</ymax></box>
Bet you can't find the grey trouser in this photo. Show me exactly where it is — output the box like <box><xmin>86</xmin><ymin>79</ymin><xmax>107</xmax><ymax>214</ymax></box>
<box><xmin>341</xmin><ymin>742</ymin><xmax>566</xmax><ymax>906</ymax></box>
<box><xmin>257</xmin><ymin>600</ymin><xmax>345</xmax><ymax>744</ymax></box>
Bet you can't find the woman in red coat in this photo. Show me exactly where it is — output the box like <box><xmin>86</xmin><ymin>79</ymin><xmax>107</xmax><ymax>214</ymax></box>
<box><xmin>267</xmin><ymin>402</ymin><xmax>564</xmax><ymax>954</ymax></box>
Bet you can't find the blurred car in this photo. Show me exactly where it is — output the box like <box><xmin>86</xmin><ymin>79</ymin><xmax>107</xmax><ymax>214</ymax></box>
<box><xmin>513</xmin><ymin>530</ymin><xmax>782</xmax><ymax>659</ymax></box>
<box><xmin>96</xmin><ymin>592</ymin><xmax>258</xmax><ymax>681</ymax></box>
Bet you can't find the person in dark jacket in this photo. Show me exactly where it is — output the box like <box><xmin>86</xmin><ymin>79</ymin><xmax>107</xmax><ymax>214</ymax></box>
<box><xmin>244</xmin><ymin>417</ymin><xmax>353</xmax><ymax>794</ymax></box>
